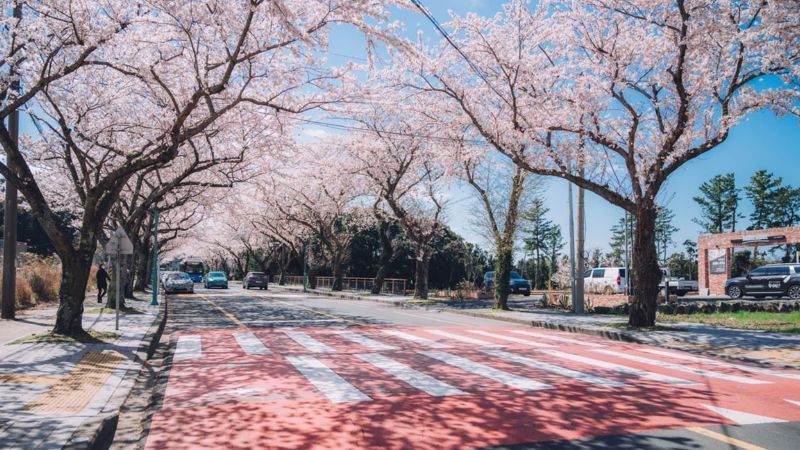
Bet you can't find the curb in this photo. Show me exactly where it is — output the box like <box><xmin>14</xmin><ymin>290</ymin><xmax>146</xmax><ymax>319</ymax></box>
<box><xmin>446</xmin><ymin>308</ymin><xmax>800</xmax><ymax>370</ymax></box>
<box><xmin>64</xmin><ymin>294</ymin><xmax>169</xmax><ymax>450</ymax></box>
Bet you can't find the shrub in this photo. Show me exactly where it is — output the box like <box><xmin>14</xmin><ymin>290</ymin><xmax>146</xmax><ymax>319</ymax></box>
<box><xmin>15</xmin><ymin>275</ymin><xmax>34</xmax><ymax>308</ymax></box>
<box><xmin>29</xmin><ymin>273</ymin><xmax>58</xmax><ymax>304</ymax></box>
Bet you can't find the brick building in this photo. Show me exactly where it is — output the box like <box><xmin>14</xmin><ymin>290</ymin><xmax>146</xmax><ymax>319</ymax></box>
<box><xmin>698</xmin><ymin>226</ymin><xmax>800</xmax><ymax>295</ymax></box>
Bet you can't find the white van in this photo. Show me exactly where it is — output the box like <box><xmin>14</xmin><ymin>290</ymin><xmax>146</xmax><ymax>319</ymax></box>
<box><xmin>583</xmin><ymin>267</ymin><xmax>627</xmax><ymax>294</ymax></box>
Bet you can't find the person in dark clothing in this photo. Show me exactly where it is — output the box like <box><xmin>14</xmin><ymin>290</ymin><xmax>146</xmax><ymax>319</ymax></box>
<box><xmin>97</xmin><ymin>263</ymin><xmax>109</xmax><ymax>303</ymax></box>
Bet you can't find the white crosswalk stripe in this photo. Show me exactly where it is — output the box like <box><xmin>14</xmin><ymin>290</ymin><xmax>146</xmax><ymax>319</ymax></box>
<box><xmin>540</xmin><ymin>349</ymin><xmax>697</xmax><ymax>385</ymax></box>
<box><xmin>234</xmin><ymin>332</ymin><xmax>271</xmax><ymax>355</ymax></box>
<box><xmin>482</xmin><ymin>349</ymin><xmax>626</xmax><ymax>387</ymax></box>
<box><xmin>637</xmin><ymin>348</ymin><xmax>800</xmax><ymax>381</ymax></box>
<box><xmin>284</xmin><ymin>331</ymin><xmax>335</xmax><ymax>353</ymax></box>
<box><xmin>591</xmin><ymin>349</ymin><xmax>770</xmax><ymax>385</ymax></box>
<box><xmin>356</xmin><ymin>353</ymin><xmax>465</xmax><ymax>397</ymax></box>
<box><xmin>510</xmin><ymin>330</ymin><xmax>604</xmax><ymax>347</ymax></box>
<box><xmin>381</xmin><ymin>330</ymin><xmax>451</xmax><ymax>348</ymax></box>
<box><xmin>426</xmin><ymin>330</ymin><xmax>502</xmax><ymax>346</ymax></box>
<box><xmin>336</xmin><ymin>331</ymin><xmax>396</xmax><ymax>351</ymax></box>
<box><xmin>286</xmin><ymin>355</ymin><xmax>371</xmax><ymax>403</ymax></box>
<box><xmin>174</xmin><ymin>335</ymin><xmax>202</xmax><ymax>361</ymax></box>
<box><xmin>468</xmin><ymin>330</ymin><xmax>555</xmax><ymax>347</ymax></box>
<box><xmin>421</xmin><ymin>351</ymin><xmax>551</xmax><ymax>391</ymax></box>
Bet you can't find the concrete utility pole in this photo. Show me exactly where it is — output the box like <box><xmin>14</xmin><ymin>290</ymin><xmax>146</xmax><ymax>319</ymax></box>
<box><xmin>568</xmin><ymin>181</ymin><xmax>577</xmax><ymax>310</ymax></box>
<box><xmin>2</xmin><ymin>4</ymin><xmax>22</xmax><ymax>320</ymax></box>
<box><xmin>575</xmin><ymin>167</ymin><xmax>586</xmax><ymax>314</ymax></box>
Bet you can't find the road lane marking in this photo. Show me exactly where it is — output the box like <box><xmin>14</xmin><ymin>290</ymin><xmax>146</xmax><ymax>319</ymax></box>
<box><xmin>638</xmin><ymin>348</ymin><xmax>800</xmax><ymax>380</ymax></box>
<box><xmin>175</xmin><ymin>335</ymin><xmax>202</xmax><ymax>361</ymax></box>
<box><xmin>510</xmin><ymin>330</ymin><xmax>604</xmax><ymax>347</ymax></box>
<box><xmin>426</xmin><ymin>330</ymin><xmax>502</xmax><ymax>346</ymax></box>
<box><xmin>420</xmin><ymin>351</ymin><xmax>551</xmax><ymax>391</ymax></box>
<box><xmin>481</xmin><ymin>349</ymin><xmax>626</xmax><ymax>387</ymax></box>
<box><xmin>284</xmin><ymin>331</ymin><xmax>335</xmax><ymax>353</ymax></box>
<box><xmin>468</xmin><ymin>330</ymin><xmax>555</xmax><ymax>347</ymax></box>
<box><xmin>356</xmin><ymin>353</ymin><xmax>466</xmax><ymax>397</ymax></box>
<box><xmin>391</xmin><ymin>310</ymin><xmax>471</xmax><ymax>325</ymax></box>
<box><xmin>201</xmin><ymin>296</ymin><xmax>247</xmax><ymax>330</ymax></box>
<box><xmin>336</xmin><ymin>331</ymin><xmax>396</xmax><ymax>350</ymax></box>
<box><xmin>540</xmin><ymin>349</ymin><xmax>697</xmax><ymax>385</ymax></box>
<box><xmin>233</xmin><ymin>332</ymin><xmax>271</xmax><ymax>355</ymax></box>
<box><xmin>285</xmin><ymin>355</ymin><xmax>371</xmax><ymax>403</ymax></box>
<box><xmin>787</xmin><ymin>399</ymin><xmax>800</xmax><ymax>407</ymax></box>
<box><xmin>700</xmin><ymin>405</ymin><xmax>786</xmax><ymax>425</ymax></box>
<box><xmin>591</xmin><ymin>349</ymin><xmax>769</xmax><ymax>385</ymax></box>
<box><xmin>686</xmin><ymin>427</ymin><xmax>767</xmax><ymax>450</ymax></box>
<box><xmin>271</xmin><ymin>300</ymin><xmax>363</xmax><ymax>326</ymax></box>
<box><xmin>381</xmin><ymin>330</ymin><xmax>451</xmax><ymax>348</ymax></box>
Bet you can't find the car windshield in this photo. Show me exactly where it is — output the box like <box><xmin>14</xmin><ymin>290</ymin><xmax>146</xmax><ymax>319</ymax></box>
<box><xmin>510</xmin><ymin>272</ymin><xmax>522</xmax><ymax>279</ymax></box>
<box><xmin>168</xmin><ymin>273</ymin><xmax>190</xmax><ymax>281</ymax></box>
<box><xmin>250</xmin><ymin>272</ymin><xmax>265</xmax><ymax>278</ymax></box>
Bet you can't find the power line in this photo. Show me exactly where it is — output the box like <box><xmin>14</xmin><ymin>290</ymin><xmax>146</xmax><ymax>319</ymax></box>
<box><xmin>409</xmin><ymin>0</ymin><xmax>494</xmax><ymax>88</ymax></box>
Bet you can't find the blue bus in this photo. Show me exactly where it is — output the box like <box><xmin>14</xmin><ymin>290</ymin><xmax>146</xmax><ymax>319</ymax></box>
<box><xmin>179</xmin><ymin>258</ymin><xmax>206</xmax><ymax>283</ymax></box>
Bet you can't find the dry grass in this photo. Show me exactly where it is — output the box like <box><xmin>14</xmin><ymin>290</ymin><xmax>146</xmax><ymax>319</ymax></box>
<box><xmin>0</xmin><ymin>255</ymin><xmax>62</xmax><ymax>309</ymax></box>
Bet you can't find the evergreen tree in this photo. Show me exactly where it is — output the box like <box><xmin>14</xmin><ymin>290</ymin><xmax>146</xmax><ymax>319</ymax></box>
<box><xmin>607</xmin><ymin>215</ymin><xmax>632</xmax><ymax>266</ymax></box>
<box><xmin>521</xmin><ymin>197</ymin><xmax>563</xmax><ymax>289</ymax></box>
<box><xmin>655</xmin><ymin>207</ymin><xmax>679</xmax><ymax>264</ymax></box>
<box><xmin>745</xmin><ymin>170</ymin><xmax>782</xmax><ymax>230</ymax></box>
<box><xmin>608</xmin><ymin>207</ymin><xmax>676</xmax><ymax>266</ymax></box>
<box><xmin>692</xmin><ymin>173</ymin><xmax>741</xmax><ymax>233</ymax></box>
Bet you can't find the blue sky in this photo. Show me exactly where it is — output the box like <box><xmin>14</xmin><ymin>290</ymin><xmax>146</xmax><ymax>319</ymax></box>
<box><xmin>319</xmin><ymin>1</ymin><xmax>800</xmax><ymax>256</ymax></box>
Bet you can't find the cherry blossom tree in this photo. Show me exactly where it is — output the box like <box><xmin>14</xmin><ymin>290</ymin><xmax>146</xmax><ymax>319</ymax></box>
<box><xmin>2</xmin><ymin>0</ymin><xmax>401</xmax><ymax>335</ymax></box>
<box><xmin>393</xmin><ymin>0</ymin><xmax>800</xmax><ymax>325</ymax></box>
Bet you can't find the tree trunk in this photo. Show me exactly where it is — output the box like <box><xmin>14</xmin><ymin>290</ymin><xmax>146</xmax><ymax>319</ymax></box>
<box><xmin>52</xmin><ymin>252</ymin><xmax>93</xmax><ymax>336</ymax></box>
<box><xmin>371</xmin><ymin>220</ymin><xmax>393</xmax><ymax>295</ymax></box>
<box><xmin>331</xmin><ymin>252</ymin><xmax>343</xmax><ymax>291</ymax></box>
<box><xmin>124</xmin><ymin>253</ymin><xmax>135</xmax><ymax>299</ymax></box>
<box><xmin>628</xmin><ymin>200</ymin><xmax>660</xmax><ymax>327</ymax></box>
<box><xmin>133</xmin><ymin>241</ymin><xmax>150</xmax><ymax>292</ymax></box>
<box><xmin>413</xmin><ymin>249</ymin><xmax>431</xmax><ymax>299</ymax></box>
<box><xmin>493</xmin><ymin>240</ymin><xmax>513</xmax><ymax>310</ymax></box>
<box><xmin>308</xmin><ymin>266</ymin><xmax>318</xmax><ymax>289</ymax></box>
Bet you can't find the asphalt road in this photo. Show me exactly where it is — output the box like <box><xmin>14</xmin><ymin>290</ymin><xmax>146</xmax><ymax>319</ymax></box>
<box><xmin>140</xmin><ymin>286</ymin><xmax>800</xmax><ymax>450</ymax></box>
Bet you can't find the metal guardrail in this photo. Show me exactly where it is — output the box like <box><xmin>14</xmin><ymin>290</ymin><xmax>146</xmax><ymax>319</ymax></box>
<box><xmin>272</xmin><ymin>275</ymin><xmax>406</xmax><ymax>295</ymax></box>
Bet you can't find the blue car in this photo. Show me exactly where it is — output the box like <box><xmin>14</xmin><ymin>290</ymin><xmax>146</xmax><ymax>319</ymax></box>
<box><xmin>483</xmin><ymin>271</ymin><xmax>531</xmax><ymax>296</ymax></box>
<box><xmin>204</xmin><ymin>271</ymin><xmax>229</xmax><ymax>289</ymax></box>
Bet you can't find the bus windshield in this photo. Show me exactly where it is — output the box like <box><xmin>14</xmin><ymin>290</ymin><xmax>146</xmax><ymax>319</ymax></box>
<box><xmin>183</xmin><ymin>262</ymin><xmax>204</xmax><ymax>274</ymax></box>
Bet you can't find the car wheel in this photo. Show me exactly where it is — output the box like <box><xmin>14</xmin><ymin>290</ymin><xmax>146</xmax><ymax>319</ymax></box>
<box><xmin>603</xmin><ymin>286</ymin><xmax>613</xmax><ymax>295</ymax></box>
<box><xmin>727</xmin><ymin>285</ymin><xmax>743</xmax><ymax>299</ymax></box>
<box><xmin>523</xmin><ymin>290</ymin><xmax>530</xmax><ymax>297</ymax></box>
<box><xmin>676</xmin><ymin>290</ymin><xmax>687</xmax><ymax>297</ymax></box>
<box><xmin>788</xmin><ymin>285</ymin><xmax>800</xmax><ymax>300</ymax></box>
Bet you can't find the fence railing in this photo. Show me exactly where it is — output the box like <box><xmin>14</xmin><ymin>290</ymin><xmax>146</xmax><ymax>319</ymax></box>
<box><xmin>272</xmin><ymin>275</ymin><xmax>407</xmax><ymax>295</ymax></box>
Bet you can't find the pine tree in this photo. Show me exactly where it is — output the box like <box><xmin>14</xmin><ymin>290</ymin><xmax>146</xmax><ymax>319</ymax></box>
<box><xmin>692</xmin><ymin>173</ymin><xmax>741</xmax><ymax>233</ymax></box>
<box><xmin>655</xmin><ymin>207</ymin><xmax>679</xmax><ymax>265</ymax></box>
<box><xmin>745</xmin><ymin>170</ymin><xmax>782</xmax><ymax>230</ymax></box>
<box><xmin>522</xmin><ymin>197</ymin><xmax>563</xmax><ymax>289</ymax></box>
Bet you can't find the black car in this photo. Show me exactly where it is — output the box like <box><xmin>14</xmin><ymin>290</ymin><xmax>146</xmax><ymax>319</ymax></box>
<box><xmin>725</xmin><ymin>264</ymin><xmax>800</xmax><ymax>299</ymax></box>
<box><xmin>483</xmin><ymin>271</ymin><xmax>531</xmax><ymax>296</ymax></box>
<box><xmin>243</xmin><ymin>271</ymin><xmax>269</xmax><ymax>290</ymax></box>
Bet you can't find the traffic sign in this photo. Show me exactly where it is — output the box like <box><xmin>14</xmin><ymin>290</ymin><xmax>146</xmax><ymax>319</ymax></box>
<box><xmin>105</xmin><ymin>226</ymin><xmax>134</xmax><ymax>255</ymax></box>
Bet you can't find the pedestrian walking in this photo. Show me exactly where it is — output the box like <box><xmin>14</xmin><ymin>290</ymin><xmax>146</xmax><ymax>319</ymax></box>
<box><xmin>97</xmin><ymin>263</ymin><xmax>109</xmax><ymax>303</ymax></box>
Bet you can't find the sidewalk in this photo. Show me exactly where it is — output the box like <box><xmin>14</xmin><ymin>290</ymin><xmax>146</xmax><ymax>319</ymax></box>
<box><xmin>0</xmin><ymin>294</ymin><xmax>164</xmax><ymax>450</ymax></box>
<box><xmin>273</xmin><ymin>285</ymin><xmax>800</xmax><ymax>369</ymax></box>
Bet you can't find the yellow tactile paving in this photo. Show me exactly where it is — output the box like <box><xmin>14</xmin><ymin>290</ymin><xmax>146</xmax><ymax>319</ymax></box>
<box><xmin>0</xmin><ymin>374</ymin><xmax>63</xmax><ymax>385</ymax></box>
<box><xmin>25</xmin><ymin>350</ymin><xmax>124</xmax><ymax>413</ymax></box>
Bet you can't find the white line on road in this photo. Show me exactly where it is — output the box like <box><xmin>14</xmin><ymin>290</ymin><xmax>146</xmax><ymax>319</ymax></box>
<box><xmin>468</xmin><ymin>330</ymin><xmax>555</xmax><ymax>347</ymax></box>
<box><xmin>420</xmin><ymin>351</ymin><xmax>551</xmax><ymax>391</ymax></box>
<box><xmin>356</xmin><ymin>353</ymin><xmax>466</xmax><ymax>397</ymax></box>
<box><xmin>391</xmin><ymin>310</ymin><xmax>472</xmax><ymax>325</ymax></box>
<box><xmin>481</xmin><ymin>349</ymin><xmax>626</xmax><ymax>387</ymax></box>
<box><xmin>637</xmin><ymin>348</ymin><xmax>800</xmax><ymax>380</ymax></box>
<box><xmin>233</xmin><ymin>332</ymin><xmax>271</xmax><ymax>355</ymax></box>
<box><xmin>540</xmin><ymin>349</ymin><xmax>697</xmax><ymax>385</ymax></box>
<box><xmin>285</xmin><ymin>355</ymin><xmax>371</xmax><ymax>403</ymax></box>
<box><xmin>381</xmin><ymin>330</ymin><xmax>451</xmax><ymax>348</ymax></box>
<box><xmin>426</xmin><ymin>330</ymin><xmax>503</xmax><ymax>346</ymax></box>
<box><xmin>283</xmin><ymin>331</ymin><xmax>335</xmax><ymax>353</ymax></box>
<box><xmin>510</xmin><ymin>330</ymin><xmax>604</xmax><ymax>347</ymax></box>
<box><xmin>335</xmin><ymin>331</ymin><xmax>396</xmax><ymax>351</ymax></box>
<box><xmin>175</xmin><ymin>335</ymin><xmax>202</xmax><ymax>361</ymax></box>
<box><xmin>591</xmin><ymin>349</ymin><xmax>770</xmax><ymax>385</ymax></box>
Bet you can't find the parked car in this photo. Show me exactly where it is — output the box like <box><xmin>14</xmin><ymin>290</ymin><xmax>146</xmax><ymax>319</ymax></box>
<box><xmin>583</xmin><ymin>267</ymin><xmax>627</xmax><ymax>294</ymax></box>
<box><xmin>659</xmin><ymin>268</ymin><xmax>698</xmax><ymax>297</ymax></box>
<box><xmin>159</xmin><ymin>271</ymin><xmax>178</xmax><ymax>287</ymax></box>
<box><xmin>725</xmin><ymin>263</ymin><xmax>800</xmax><ymax>299</ymax></box>
<box><xmin>243</xmin><ymin>272</ymin><xmax>269</xmax><ymax>290</ymax></box>
<box><xmin>483</xmin><ymin>271</ymin><xmax>531</xmax><ymax>296</ymax></box>
<box><xmin>204</xmin><ymin>271</ymin><xmax>229</xmax><ymax>289</ymax></box>
<box><xmin>164</xmin><ymin>272</ymin><xmax>194</xmax><ymax>294</ymax></box>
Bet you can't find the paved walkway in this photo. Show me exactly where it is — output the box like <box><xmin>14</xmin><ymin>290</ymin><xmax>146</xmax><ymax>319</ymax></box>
<box><xmin>0</xmin><ymin>295</ymin><xmax>160</xmax><ymax>449</ymax></box>
<box><xmin>271</xmin><ymin>286</ymin><xmax>800</xmax><ymax>368</ymax></box>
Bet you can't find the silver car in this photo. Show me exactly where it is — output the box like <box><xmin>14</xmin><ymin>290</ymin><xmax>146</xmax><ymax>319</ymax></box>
<box><xmin>164</xmin><ymin>272</ymin><xmax>194</xmax><ymax>294</ymax></box>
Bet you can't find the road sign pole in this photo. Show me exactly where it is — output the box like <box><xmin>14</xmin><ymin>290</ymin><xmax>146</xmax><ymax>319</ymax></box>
<box><xmin>115</xmin><ymin>246</ymin><xmax>121</xmax><ymax>331</ymax></box>
<box><xmin>151</xmin><ymin>210</ymin><xmax>160</xmax><ymax>305</ymax></box>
